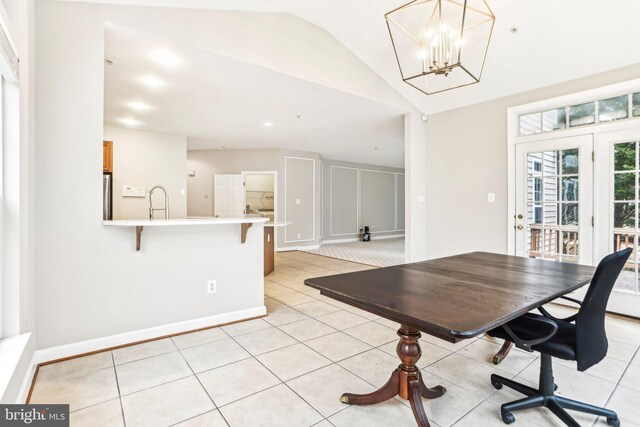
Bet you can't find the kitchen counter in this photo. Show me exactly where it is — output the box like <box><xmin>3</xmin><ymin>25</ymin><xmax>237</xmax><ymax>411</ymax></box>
<box><xmin>104</xmin><ymin>217</ymin><xmax>268</xmax><ymax>251</ymax></box>
<box><xmin>103</xmin><ymin>217</ymin><xmax>268</xmax><ymax>227</ymax></box>
<box><xmin>264</xmin><ymin>221</ymin><xmax>291</xmax><ymax>228</ymax></box>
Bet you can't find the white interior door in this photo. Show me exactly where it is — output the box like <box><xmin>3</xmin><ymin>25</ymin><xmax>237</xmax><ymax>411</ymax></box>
<box><xmin>515</xmin><ymin>135</ymin><xmax>594</xmax><ymax>265</ymax></box>
<box><xmin>214</xmin><ymin>174</ymin><xmax>244</xmax><ymax>217</ymax></box>
<box><xmin>594</xmin><ymin>128</ymin><xmax>640</xmax><ymax>317</ymax></box>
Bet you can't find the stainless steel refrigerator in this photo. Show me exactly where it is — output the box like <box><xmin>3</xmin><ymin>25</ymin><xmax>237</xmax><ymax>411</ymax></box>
<box><xmin>103</xmin><ymin>173</ymin><xmax>113</xmax><ymax>220</ymax></box>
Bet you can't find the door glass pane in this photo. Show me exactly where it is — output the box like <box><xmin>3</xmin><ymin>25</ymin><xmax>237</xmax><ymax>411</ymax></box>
<box><xmin>543</xmin><ymin>177</ymin><xmax>558</xmax><ymax>201</ymax></box>
<box><xmin>613</xmin><ymin>202</ymin><xmax>636</xmax><ymax>229</ymax></box>
<box><xmin>526</xmin><ymin>149</ymin><xmax>581</xmax><ymax>263</ymax></box>
<box><xmin>562</xmin><ymin>149</ymin><xmax>579</xmax><ymax>174</ymax></box>
<box><xmin>632</xmin><ymin>92</ymin><xmax>640</xmax><ymax>117</ymax></box>
<box><xmin>542</xmin><ymin>108</ymin><xmax>566</xmax><ymax>132</ymax></box>
<box><xmin>562</xmin><ymin>231</ymin><xmax>579</xmax><ymax>262</ymax></box>
<box><xmin>544</xmin><ymin>151</ymin><xmax>560</xmax><ymax>174</ymax></box>
<box><xmin>599</xmin><ymin>95</ymin><xmax>629</xmax><ymax>122</ymax></box>
<box><xmin>562</xmin><ymin>177</ymin><xmax>578</xmax><ymax>201</ymax></box>
<box><xmin>528</xmin><ymin>178</ymin><xmax>543</xmax><ymax>202</ymax></box>
<box><xmin>569</xmin><ymin>102</ymin><xmax>595</xmax><ymax>127</ymax></box>
<box><xmin>614</xmin><ymin>173</ymin><xmax>636</xmax><ymax>201</ymax></box>
<box><xmin>561</xmin><ymin>203</ymin><xmax>578</xmax><ymax>225</ymax></box>
<box><xmin>611</xmin><ymin>141</ymin><xmax>640</xmax><ymax>293</ymax></box>
<box><xmin>614</xmin><ymin>142</ymin><xmax>636</xmax><ymax>171</ymax></box>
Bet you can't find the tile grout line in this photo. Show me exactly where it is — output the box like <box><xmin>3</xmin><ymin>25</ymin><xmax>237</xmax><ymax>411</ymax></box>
<box><xmin>172</xmin><ymin>334</ymin><xmax>233</xmax><ymax>427</ymax></box>
<box><xmin>111</xmin><ymin>352</ymin><xmax>128</xmax><ymax>427</ymax></box>
<box><xmin>220</xmin><ymin>324</ymin><xmax>328</xmax><ymax>424</ymax></box>
<box><xmin>592</xmin><ymin>345</ymin><xmax>640</xmax><ymax>426</ymax></box>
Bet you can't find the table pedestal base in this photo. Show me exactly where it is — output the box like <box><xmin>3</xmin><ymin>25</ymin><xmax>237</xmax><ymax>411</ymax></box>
<box><xmin>340</xmin><ymin>325</ymin><xmax>446</xmax><ymax>427</ymax></box>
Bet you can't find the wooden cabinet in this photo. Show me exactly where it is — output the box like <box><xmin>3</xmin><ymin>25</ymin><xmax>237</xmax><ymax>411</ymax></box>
<box><xmin>103</xmin><ymin>141</ymin><xmax>113</xmax><ymax>173</ymax></box>
<box><xmin>264</xmin><ymin>226</ymin><xmax>275</xmax><ymax>276</ymax></box>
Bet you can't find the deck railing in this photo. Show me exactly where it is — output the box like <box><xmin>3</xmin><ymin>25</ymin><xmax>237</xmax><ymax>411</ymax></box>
<box><xmin>528</xmin><ymin>226</ymin><xmax>636</xmax><ymax>267</ymax></box>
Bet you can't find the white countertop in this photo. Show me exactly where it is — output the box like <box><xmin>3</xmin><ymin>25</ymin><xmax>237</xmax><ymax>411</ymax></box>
<box><xmin>264</xmin><ymin>221</ymin><xmax>292</xmax><ymax>228</ymax></box>
<box><xmin>103</xmin><ymin>217</ymin><xmax>269</xmax><ymax>227</ymax></box>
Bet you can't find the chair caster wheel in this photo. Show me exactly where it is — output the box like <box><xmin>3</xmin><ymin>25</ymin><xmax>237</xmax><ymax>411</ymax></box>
<box><xmin>606</xmin><ymin>416</ymin><xmax>620</xmax><ymax>427</ymax></box>
<box><xmin>492</xmin><ymin>355</ymin><xmax>502</xmax><ymax>365</ymax></box>
<box><xmin>492</xmin><ymin>381</ymin><xmax>503</xmax><ymax>390</ymax></box>
<box><xmin>501</xmin><ymin>411</ymin><xmax>515</xmax><ymax>424</ymax></box>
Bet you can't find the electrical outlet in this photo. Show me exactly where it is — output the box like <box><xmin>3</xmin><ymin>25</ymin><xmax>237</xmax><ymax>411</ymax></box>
<box><xmin>296</xmin><ymin>232</ymin><xmax>301</xmax><ymax>239</ymax></box>
<box><xmin>207</xmin><ymin>280</ymin><xmax>217</xmax><ymax>294</ymax></box>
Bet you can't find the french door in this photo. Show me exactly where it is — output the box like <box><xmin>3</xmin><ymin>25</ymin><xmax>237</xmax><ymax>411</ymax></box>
<box><xmin>593</xmin><ymin>128</ymin><xmax>640</xmax><ymax>317</ymax></box>
<box><xmin>514</xmin><ymin>132</ymin><xmax>640</xmax><ymax>318</ymax></box>
<box><xmin>515</xmin><ymin>135</ymin><xmax>594</xmax><ymax>265</ymax></box>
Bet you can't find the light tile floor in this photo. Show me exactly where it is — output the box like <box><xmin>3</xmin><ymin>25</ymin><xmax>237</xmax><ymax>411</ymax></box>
<box><xmin>31</xmin><ymin>251</ymin><xmax>640</xmax><ymax>427</ymax></box>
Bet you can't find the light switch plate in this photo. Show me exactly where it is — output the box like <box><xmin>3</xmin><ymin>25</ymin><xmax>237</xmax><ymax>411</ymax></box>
<box><xmin>488</xmin><ymin>193</ymin><xmax>496</xmax><ymax>203</ymax></box>
<box><xmin>122</xmin><ymin>186</ymin><xmax>146</xmax><ymax>197</ymax></box>
<box><xmin>296</xmin><ymin>199</ymin><xmax>301</xmax><ymax>205</ymax></box>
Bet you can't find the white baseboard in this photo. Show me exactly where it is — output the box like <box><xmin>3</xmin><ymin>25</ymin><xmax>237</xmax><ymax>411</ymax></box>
<box><xmin>277</xmin><ymin>245</ymin><xmax>320</xmax><ymax>252</ymax></box>
<box><xmin>317</xmin><ymin>233</ymin><xmax>406</xmax><ymax>245</ymax></box>
<box><xmin>33</xmin><ymin>306</ymin><xmax>266</xmax><ymax>365</ymax></box>
<box><xmin>374</xmin><ymin>233</ymin><xmax>405</xmax><ymax>240</ymax></box>
<box><xmin>17</xmin><ymin>353</ymin><xmax>37</xmax><ymax>404</ymax></box>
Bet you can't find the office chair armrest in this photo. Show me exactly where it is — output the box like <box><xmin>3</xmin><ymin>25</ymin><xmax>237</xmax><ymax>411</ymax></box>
<box><xmin>502</xmin><ymin>315</ymin><xmax>559</xmax><ymax>352</ymax></box>
<box><xmin>537</xmin><ymin>306</ymin><xmax>578</xmax><ymax>323</ymax></box>
<box><xmin>537</xmin><ymin>295</ymin><xmax>582</xmax><ymax>323</ymax></box>
<box><xmin>559</xmin><ymin>295</ymin><xmax>583</xmax><ymax>306</ymax></box>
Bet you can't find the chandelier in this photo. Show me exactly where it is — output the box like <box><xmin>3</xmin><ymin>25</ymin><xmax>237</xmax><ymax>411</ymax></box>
<box><xmin>385</xmin><ymin>0</ymin><xmax>495</xmax><ymax>95</ymax></box>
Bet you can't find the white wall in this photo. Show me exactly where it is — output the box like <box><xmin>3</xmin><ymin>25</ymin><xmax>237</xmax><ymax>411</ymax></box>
<box><xmin>421</xmin><ymin>64</ymin><xmax>640</xmax><ymax>260</ymax></box>
<box><xmin>34</xmin><ymin>1</ymin><xmax>264</xmax><ymax>350</ymax></box>
<box><xmin>104</xmin><ymin>126</ymin><xmax>187</xmax><ymax>220</ymax></box>
<box><xmin>320</xmin><ymin>159</ymin><xmax>405</xmax><ymax>241</ymax></box>
<box><xmin>187</xmin><ymin>148</ymin><xmax>321</xmax><ymax>249</ymax></box>
<box><xmin>187</xmin><ymin>149</ymin><xmax>280</xmax><ymax>217</ymax></box>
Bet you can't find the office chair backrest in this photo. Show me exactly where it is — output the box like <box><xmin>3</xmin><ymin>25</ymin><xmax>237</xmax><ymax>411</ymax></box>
<box><xmin>575</xmin><ymin>248</ymin><xmax>633</xmax><ymax>371</ymax></box>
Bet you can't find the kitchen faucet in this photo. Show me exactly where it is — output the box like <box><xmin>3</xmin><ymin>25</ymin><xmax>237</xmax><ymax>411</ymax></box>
<box><xmin>149</xmin><ymin>185</ymin><xmax>170</xmax><ymax>220</ymax></box>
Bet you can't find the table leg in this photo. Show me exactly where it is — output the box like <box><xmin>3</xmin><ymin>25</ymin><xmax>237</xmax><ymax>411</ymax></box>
<box><xmin>492</xmin><ymin>341</ymin><xmax>513</xmax><ymax>365</ymax></box>
<box><xmin>340</xmin><ymin>325</ymin><xmax>446</xmax><ymax>427</ymax></box>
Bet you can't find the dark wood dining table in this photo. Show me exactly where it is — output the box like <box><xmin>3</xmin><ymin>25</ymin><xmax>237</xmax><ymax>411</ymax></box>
<box><xmin>304</xmin><ymin>252</ymin><xmax>595</xmax><ymax>427</ymax></box>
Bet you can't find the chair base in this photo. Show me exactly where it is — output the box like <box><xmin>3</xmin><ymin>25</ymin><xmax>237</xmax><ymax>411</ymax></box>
<box><xmin>490</xmin><ymin>355</ymin><xmax>620</xmax><ymax>427</ymax></box>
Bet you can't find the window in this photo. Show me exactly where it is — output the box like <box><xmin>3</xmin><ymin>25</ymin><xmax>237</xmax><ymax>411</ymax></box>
<box><xmin>533</xmin><ymin>160</ymin><xmax>543</xmax><ymax>224</ymax></box>
<box><xmin>568</xmin><ymin>102</ymin><xmax>596</xmax><ymax>127</ymax></box>
<box><xmin>0</xmin><ymin>16</ymin><xmax>19</xmax><ymax>339</ymax></box>
<box><xmin>519</xmin><ymin>90</ymin><xmax>640</xmax><ymax>135</ymax></box>
<box><xmin>599</xmin><ymin>95</ymin><xmax>629</xmax><ymax>122</ymax></box>
<box><xmin>542</xmin><ymin>108</ymin><xmax>566</xmax><ymax>132</ymax></box>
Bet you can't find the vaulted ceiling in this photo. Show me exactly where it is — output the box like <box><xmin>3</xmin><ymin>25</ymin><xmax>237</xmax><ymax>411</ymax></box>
<box><xmin>79</xmin><ymin>0</ymin><xmax>640</xmax><ymax>114</ymax></box>
<box><xmin>82</xmin><ymin>0</ymin><xmax>640</xmax><ymax>167</ymax></box>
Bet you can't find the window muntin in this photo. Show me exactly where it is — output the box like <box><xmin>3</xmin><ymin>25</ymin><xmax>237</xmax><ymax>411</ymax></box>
<box><xmin>519</xmin><ymin>91</ymin><xmax>640</xmax><ymax>136</ymax></box>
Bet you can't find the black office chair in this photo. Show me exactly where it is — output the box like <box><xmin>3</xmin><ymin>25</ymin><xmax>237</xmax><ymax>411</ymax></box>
<box><xmin>488</xmin><ymin>248</ymin><xmax>632</xmax><ymax>427</ymax></box>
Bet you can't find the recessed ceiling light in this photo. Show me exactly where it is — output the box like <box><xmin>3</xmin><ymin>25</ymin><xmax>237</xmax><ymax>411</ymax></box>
<box><xmin>149</xmin><ymin>49</ymin><xmax>183</xmax><ymax>67</ymax></box>
<box><xmin>126</xmin><ymin>100</ymin><xmax>153</xmax><ymax>112</ymax></box>
<box><xmin>263</xmin><ymin>122</ymin><xmax>273</xmax><ymax>127</ymax></box>
<box><xmin>117</xmin><ymin>117</ymin><xmax>142</xmax><ymax>127</ymax></box>
<box><xmin>140</xmin><ymin>75</ymin><xmax>166</xmax><ymax>89</ymax></box>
